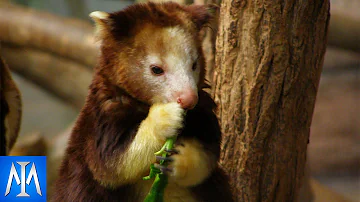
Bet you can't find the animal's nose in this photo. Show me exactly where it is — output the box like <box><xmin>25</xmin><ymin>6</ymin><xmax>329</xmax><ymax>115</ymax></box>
<box><xmin>176</xmin><ymin>89</ymin><xmax>198</xmax><ymax>110</ymax></box>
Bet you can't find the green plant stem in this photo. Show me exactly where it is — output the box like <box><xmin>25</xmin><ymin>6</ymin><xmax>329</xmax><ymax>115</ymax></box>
<box><xmin>143</xmin><ymin>137</ymin><xmax>177</xmax><ymax>202</ymax></box>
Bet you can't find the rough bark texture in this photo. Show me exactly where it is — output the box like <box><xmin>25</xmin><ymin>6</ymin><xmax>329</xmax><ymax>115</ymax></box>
<box><xmin>201</xmin><ymin>0</ymin><xmax>221</xmax><ymax>85</ymax></box>
<box><xmin>213</xmin><ymin>1</ymin><xmax>330</xmax><ymax>201</ymax></box>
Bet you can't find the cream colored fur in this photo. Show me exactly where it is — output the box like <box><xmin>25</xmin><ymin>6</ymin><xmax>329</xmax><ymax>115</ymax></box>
<box><xmin>135</xmin><ymin>179</ymin><xmax>197</xmax><ymax>202</ymax></box>
<box><xmin>168</xmin><ymin>138</ymin><xmax>215</xmax><ymax>187</ymax></box>
<box><xmin>89</xmin><ymin>11</ymin><xmax>110</xmax><ymax>41</ymax></box>
<box><xmin>108</xmin><ymin>102</ymin><xmax>214</xmax><ymax>197</ymax></box>
<box><xmin>113</xmin><ymin>102</ymin><xmax>184</xmax><ymax>184</ymax></box>
<box><xmin>134</xmin><ymin>138</ymin><xmax>215</xmax><ymax>202</ymax></box>
<box><xmin>136</xmin><ymin>26</ymin><xmax>200</xmax><ymax>105</ymax></box>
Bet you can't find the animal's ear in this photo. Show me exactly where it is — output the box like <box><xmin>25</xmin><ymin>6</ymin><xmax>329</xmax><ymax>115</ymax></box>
<box><xmin>89</xmin><ymin>11</ymin><xmax>112</xmax><ymax>40</ymax></box>
<box><xmin>185</xmin><ymin>4</ymin><xmax>219</xmax><ymax>30</ymax></box>
<box><xmin>90</xmin><ymin>10</ymin><xmax>135</xmax><ymax>41</ymax></box>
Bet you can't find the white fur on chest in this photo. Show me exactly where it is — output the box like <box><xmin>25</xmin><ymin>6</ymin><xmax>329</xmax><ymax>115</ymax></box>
<box><xmin>134</xmin><ymin>179</ymin><xmax>197</xmax><ymax>202</ymax></box>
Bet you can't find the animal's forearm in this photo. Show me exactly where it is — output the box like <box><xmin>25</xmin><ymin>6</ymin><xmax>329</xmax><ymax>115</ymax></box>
<box><xmin>112</xmin><ymin>103</ymin><xmax>184</xmax><ymax>185</ymax></box>
<box><xmin>114</xmin><ymin>115</ymin><xmax>165</xmax><ymax>184</ymax></box>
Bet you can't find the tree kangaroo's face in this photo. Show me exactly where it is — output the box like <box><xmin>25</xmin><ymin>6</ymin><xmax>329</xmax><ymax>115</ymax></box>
<box><xmin>132</xmin><ymin>25</ymin><xmax>202</xmax><ymax>109</ymax></box>
<box><xmin>90</xmin><ymin>2</ymin><xmax>214</xmax><ymax>109</ymax></box>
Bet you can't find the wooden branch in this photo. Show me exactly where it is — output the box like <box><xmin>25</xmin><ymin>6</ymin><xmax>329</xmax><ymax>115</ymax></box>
<box><xmin>9</xmin><ymin>132</ymin><xmax>47</xmax><ymax>156</ymax></box>
<box><xmin>328</xmin><ymin>11</ymin><xmax>360</xmax><ymax>53</ymax></box>
<box><xmin>299</xmin><ymin>163</ymin><xmax>352</xmax><ymax>202</ymax></box>
<box><xmin>214</xmin><ymin>1</ymin><xmax>330</xmax><ymax>201</ymax></box>
<box><xmin>323</xmin><ymin>47</ymin><xmax>360</xmax><ymax>70</ymax></box>
<box><xmin>309</xmin><ymin>179</ymin><xmax>353</xmax><ymax>202</ymax></box>
<box><xmin>0</xmin><ymin>44</ymin><xmax>92</xmax><ymax>108</ymax></box>
<box><xmin>308</xmin><ymin>70</ymin><xmax>360</xmax><ymax>175</ymax></box>
<box><xmin>0</xmin><ymin>1</ymin><xmax>98</xmax><ymax>67</ymax></box>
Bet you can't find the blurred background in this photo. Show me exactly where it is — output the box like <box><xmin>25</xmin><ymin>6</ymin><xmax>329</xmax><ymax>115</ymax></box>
<box><xmin>0</xmin><ymin>0</ymin><xmax>359</xmax><ymax>201</ymax></box>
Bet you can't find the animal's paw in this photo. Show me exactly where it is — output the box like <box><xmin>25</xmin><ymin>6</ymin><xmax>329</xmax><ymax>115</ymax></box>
<box><xmin>149</xmin><ymin>103</ymin><xmax>185</xmax><ymax>140</ymax></box>
<box><xmin>155</xmin><ymin>139</ymin><xmax>214</xmax><ymax>187</ymax></box>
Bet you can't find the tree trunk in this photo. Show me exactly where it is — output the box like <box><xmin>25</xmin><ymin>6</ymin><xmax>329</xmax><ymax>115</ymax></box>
<box><xmin>201</xmin><ymin>0</ymin><xmax>221</xmax><ymax>85</ymax></box>
<box><xmin>213</xmin><ymin>1</ymin><xmax>330</xmax><ymax>201</ymax></box>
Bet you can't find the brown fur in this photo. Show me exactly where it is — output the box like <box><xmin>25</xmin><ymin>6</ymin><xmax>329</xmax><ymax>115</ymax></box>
<box><xmin>0</xmin><ymin>56</ymin><xmax>22</xmax><ymax>155</ymax></box>
<box><xmin>0</xmin><ymin>57</ymin><xmax>8</xmax><ymax>155</ymax></box>
<box><xmin>52</xmin><ymin>2</ymin><xmax>233</xmax><ymax>202</ymax></box>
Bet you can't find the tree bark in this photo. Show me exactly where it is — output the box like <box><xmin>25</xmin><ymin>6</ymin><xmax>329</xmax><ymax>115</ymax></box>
<box><xmin>213</xmin><ymin>1</ymin><xmax>330</xmax><ymax>201</ymax></box>
<box><xmin>0</xmin><ymin>43</ymin><xmax>92</xmax><ymax>108</ymax></box>
<box><xmin>200</xmin><ymin>0</ymin><xmax>221</xmax><ymax>85</ymax></box>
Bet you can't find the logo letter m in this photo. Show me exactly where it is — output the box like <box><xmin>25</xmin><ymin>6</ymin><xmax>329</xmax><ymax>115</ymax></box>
<box><xmin>4</xmin><ymin>162</ymin><xmax>42</xmax><ymax>197</ymax></box>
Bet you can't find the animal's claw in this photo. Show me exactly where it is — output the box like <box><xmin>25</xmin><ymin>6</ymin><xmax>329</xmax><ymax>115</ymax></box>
<box><xmin>164</xmin><ymin>148</ymin><xmax>179</xmax><ymax>155</ymax></box>
<box><xmin>156</xmin><ymin>156</ymin><xmax>173</xmax><ymax>162</ymax></box>
<box><xmin>174</xmin><ymin>142</ymin><xmax>185</xmax><ymax>147</ymax></box>
<box><xmin>154</xmin><ymin>163</ymin><xmax>173</xmax><ymax>174</ymax></box>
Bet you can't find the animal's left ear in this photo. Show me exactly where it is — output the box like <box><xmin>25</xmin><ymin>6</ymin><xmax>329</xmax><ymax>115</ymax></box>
<box><xmin>185</xmin><ymin>4</ymin><xmax>219</xmax><ymax>30</ymax></box>
<box><xmin>89</xmin><ymin>11</ymin><xmax>112</xmax><ymax>40</ymax></box>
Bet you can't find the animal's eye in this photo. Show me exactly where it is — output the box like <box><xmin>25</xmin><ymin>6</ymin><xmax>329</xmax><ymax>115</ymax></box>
<box><xmin>192</xmin><ymin>62</ymin><xmax>197</xmax><ymax>71</ymax></box>
<box><xmin>151</xmin><ymin>65</ymin><xmax>164</xmax><ymax>75</ymax></box>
